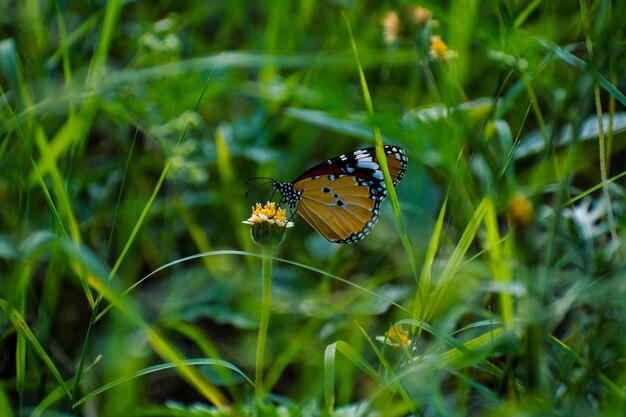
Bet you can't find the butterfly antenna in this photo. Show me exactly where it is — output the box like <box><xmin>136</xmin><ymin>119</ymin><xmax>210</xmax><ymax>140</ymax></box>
<box><xmin>246</xmin><ymin>176</ymin><xmax>276</xmax><ymax>185</ymax></box>
<box><xmin>245</xmin><ymin>178</ymin><xmax>275</xmax><ymax>201</ymax></box>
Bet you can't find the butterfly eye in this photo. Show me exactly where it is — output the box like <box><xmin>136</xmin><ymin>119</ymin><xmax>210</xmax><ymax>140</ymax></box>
<box><xmin>272</xmin><ymin>145</ymin><xmax>407</xmax><ymax>243</ymax></box>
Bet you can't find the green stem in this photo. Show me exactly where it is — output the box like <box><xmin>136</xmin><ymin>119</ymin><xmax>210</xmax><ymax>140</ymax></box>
<box><xmin>68</xmin><ymin>298</ymin><xmax>100</xmax><ymax>409</ymax></box>
<box><xmin>579</xmin><ymin>0</ymin><xmax>618</xmax><ymax>242</ymax></box>
<box><xmin>255</xmin><ymin>244</ymin><xmax>273</xmax><ymax>399</ymax></box>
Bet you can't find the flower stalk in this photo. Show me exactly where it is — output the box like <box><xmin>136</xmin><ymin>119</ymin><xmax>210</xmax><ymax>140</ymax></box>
<box><xmin>255</xmin><ymin>244</ymin><xmax>273</xmax><ymax>399</ymax></box>
<box><xmin>242</xmin><ymin>202</ymin><xmax>293</xmax><ymax>400</ymax></box>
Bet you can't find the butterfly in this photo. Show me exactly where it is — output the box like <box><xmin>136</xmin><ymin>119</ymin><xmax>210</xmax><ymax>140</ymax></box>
<box><xmin>272</xmin><ymin>145</ymin><xmax>407</xmax><ymax>243</ymax></box>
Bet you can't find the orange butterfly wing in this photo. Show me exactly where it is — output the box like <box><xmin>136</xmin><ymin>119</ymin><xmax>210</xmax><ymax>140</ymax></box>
<box><xmin>294</xmin><ymin>175</ymin><xmax>380</xmax><ymax>243</ymax></box>
<box><xmin>274</xmin><ymin>145</ymin><xmax>407</xmax><ymax>243</ymax></box>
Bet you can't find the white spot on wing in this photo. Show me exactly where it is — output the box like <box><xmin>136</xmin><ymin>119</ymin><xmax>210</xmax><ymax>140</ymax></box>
<box><xmin>357</xmin><ymin>161</ymin><xmax>379</xmax><ymax>170</ymax></box>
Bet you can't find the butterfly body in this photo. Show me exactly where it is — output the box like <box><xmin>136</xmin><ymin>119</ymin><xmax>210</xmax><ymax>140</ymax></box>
<box><xmin>273</xmin><ymin>145</ymin><xmax>407</xmax><ymax>244</ymax></box>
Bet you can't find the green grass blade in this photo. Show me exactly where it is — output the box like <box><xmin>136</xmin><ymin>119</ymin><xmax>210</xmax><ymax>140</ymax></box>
<box><xmin>3</xmin><ymin>39</ymin><xmax>93</xmax><ymax>308</ymax></box>
<box><xmin>105</xmin><ymin>56</ymin><xmax>217</xmax><ymax>285</ymax></box>
<box><xmin>514</xmin><ymin>0</ymin><xmax>542</xmax><ymax>28</ymax></box>
<box><xmin>30</xmin><ymin>355</ymin><xmax>101</xmax><ymax>417</ymax></box>
<box><xmin>53</xmin><ymin>0</ymin><xmax>73</xmax><ymax>83</ymax></box>
<box><xmin>414</xmin><ymin>193</ymin><xmax>449</xmax><ymax>321</ymax></box>
<box><xmin>426</xmin><ymin>198</ymin><xmax>488</xmax><ymax>320</ymax></box>
<box><xmin>216</xmin><ymin>125</ymin><xmax>254</xmax><ymax>255</ymax></box>
<box><xmin>0</xmin><ymin>299</ymin><xmax>72</xmax><ymax>398</ymax></box>
<box><xmin>73</xmin><ymin>359</ymin><xmax>251</xmax><ymax>408</ymax></box>
<box><xmin>550</xmin><ymin>336</ymin><xmax>626</xmax><ymax>399</ymax></box>
<box><xmin>163</xmin><ymin>320</ymin><xmax>243</xmax><ymax>402</ymax></box>
<box><xmin>0</xmin><ymin>44</ymin><xmax>84</xmax><ymax>255</ymax></box>
<box><xmin>32</xmin><ymin>128</ymin><xmax>83</xmax><ymax>243</ymax></box>
<box><xmin>30</xmin><ymin>385</ymin><xmax>67</xmax><ymax>417</ymax></box>
<box><xmin>379</xmin><ymin>327</ymin><xmax>509</xmax><ymax>406</ymax></box>
<box><xmin>31</xmin><ymin>163</ymin><xmax>65</xmax><ymax>232</ymax></box>
<box><xmin>0</xmin><ymin>39</ymin><xmax>31</xmax><ymax>109</ymax></box>
<box><xmin>27</xmin><ymin>115</ymin><xmax>83</xmax><ymax>184</ymax></box>
<box><xmin>398</xmin><ymin>318</ymin><xmax>491</xmax><ymax>357</ymax></box>
<box><xmin>536</xmin><ymin>38</ymin><xmax>626</xmax><ymax>108</ymax></box>
<box><xmin>106</xmin><ymin>161</ymin><xmax>171</xmax><ymax>282</ymax></box>
<box><xmin>354</xmin><ymin>322</ymin><xmax>416</xmax><ymax>413</ymax></box>
<box><xmin>96</xmin><ymin>250</ymin><xmax>413</xmax><ymax>322</ymax></box>
<box><xmin>0</xmin><ymin>132</ymin><xmax>9</xmax><ymax>159</ymax></box>
<box><xmin>61</xmin><ymin>241</ymin><xmax>228</xmax><ymax>408</ymax></box>
<box><xmin>49</xmin><ymin>10</ymin><xmax>100</xmax><ymax>69</ymax></box>
<box><xmin>342</xmin><ymin>11</ymin><xmax>418</xmax><ymax>286</ymax></box>
<box><xmin>498</xmin><ymin>101</ymin><xmax>532</xmax><ymax>177</ymax></box>
<box><xmin>563</xmin><ymin>170</ymin><xmax>626</xmax><ymax>206</ymax></box>
<box><xmin>395</xmin><ymin>319</ymin><xmax>510</xmax><ymax>385</ymax></box>
<box><xmin>104</xmin><ymin>129</ymin><xmax>137</xmax><ymax>264</ymax></box>
<box><xmin>15</xmin><ymin>291</ymin><xmax>26</xmax><ymax>396</ymax></box>
<box><xmin>3</xmin><ymin>40</ymin><xmax>84</xmax><ymax>248</ymax></box>
<box><xmin>86</xmin><ymin>0</ymin><xmax>122</xmax><ymax>84</ymax></box>
<box><xmin>441</xmin><ymin>197</ymin><xmax>488</xmax><ymax>279</ymax></box>
<box><xmin>172</xmin><ymin>197</ymin><xmax>223</xmax><ymax>273</ymax></box>
<box><xmin>483</xmin><ymin>198</ymin><xmax>513</xmax><ymax>329</ymax></box>
<box><xmin>0</xmin><ymin>386</ymin><xmax>14</xmax><ymax>417</ymax></box>
<box><xmin>435</xmin><ymin>327</ymin><xmax>505</xmax><ymax>369</ymax></box>
<box><xmin>31</xmin><ymin>158</ymin><xmax>81</xmax><ymax>331</ymax></box>
<box><xmin>324</xmin><ymin>340</ymin><xmax>383</xmax><ymax>412</ymax></box>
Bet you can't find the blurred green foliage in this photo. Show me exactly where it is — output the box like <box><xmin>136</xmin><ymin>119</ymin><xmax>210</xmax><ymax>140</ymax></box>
<box><xmin>1</xmin><ymin>0</ymin><xmax>626</xmax><ymax>416</ymax></box>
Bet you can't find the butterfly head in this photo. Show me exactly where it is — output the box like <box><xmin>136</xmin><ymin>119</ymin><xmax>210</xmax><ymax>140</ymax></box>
<box><xmin>273</xmin><ymin>181</ymin><xmax>302</xmax><ymax>209</ymax></box>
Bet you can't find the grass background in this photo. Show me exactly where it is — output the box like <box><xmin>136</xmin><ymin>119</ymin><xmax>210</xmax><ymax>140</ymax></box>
<box><xmin>2</xmin><ymin>0</ymin><xmax>626</xmax><ymax>416</ymax></box>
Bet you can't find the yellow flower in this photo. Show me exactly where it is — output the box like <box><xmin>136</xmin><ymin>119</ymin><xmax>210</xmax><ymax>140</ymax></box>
<box><xmin>410</xmin><ymin>6</ymin><xmax>434</xmax><ymax>26</ymax></box>
<box><xmin>243</xmin><ymin>202</ymin><xmax>294</xmax><ymax>246</ymax></box>
<box><xmin>382</xmin><ymin>11</ymin><xmax>402</xmax><ymax>45</ymax></box>
<box><xmin>376</xmin><ymin>324</ymin><xmax>411</xmax><ymax>348</ymax></box>
<box><xmin>508</xmin><ymin>194</ymin><xmax>534</xmax><ymax>227</ymax></box>
<box><xmin>429</xmin><ymin>35</ymin><xmax>458</xmax><ymax>61</ymax></box>
<box><xmin>243</xmin><ymin>202</ymin><xmax>293</xmax><ymax>227</ymax></box>
<box><xmin>382</xmin><ymin>6</ymin><xmax>434</xmax><ymax>45</ymax></box>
